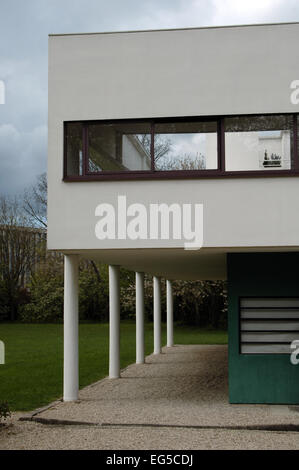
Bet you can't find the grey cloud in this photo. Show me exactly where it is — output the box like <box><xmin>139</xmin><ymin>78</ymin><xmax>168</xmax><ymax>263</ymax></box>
<box><xmin>0</xmin><ymin>123</ymin><xmax>47</xmax><ymax>195</ymax></box>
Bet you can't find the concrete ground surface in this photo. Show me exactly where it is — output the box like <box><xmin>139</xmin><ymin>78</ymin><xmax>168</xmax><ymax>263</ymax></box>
<box><xmin>1</xmin><ymin>344</ymin><xmax>299</xmax><ymax>450</ymax></box>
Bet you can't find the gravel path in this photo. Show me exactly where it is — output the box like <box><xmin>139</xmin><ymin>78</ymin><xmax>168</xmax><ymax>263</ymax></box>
<box><xmin>1</xmin><ymin>344</ymin><xmax>299</xmax><ymax>450</ymax></box>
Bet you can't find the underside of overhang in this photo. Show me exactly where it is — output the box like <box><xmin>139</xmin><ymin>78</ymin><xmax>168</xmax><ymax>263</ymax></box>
<box><xmin>54</xmin><ymin>246</ymin><xmax>299</xmax><ymax>280</ymax></box>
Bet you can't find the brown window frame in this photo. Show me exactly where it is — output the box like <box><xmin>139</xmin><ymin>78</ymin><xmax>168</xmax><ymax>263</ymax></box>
<box><xmin>63</xmin><ymin>113</ymin><xmax>298</xmax><ymax>181</ymax></box>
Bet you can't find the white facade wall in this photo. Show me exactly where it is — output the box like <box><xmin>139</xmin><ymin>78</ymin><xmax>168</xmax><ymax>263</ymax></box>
<box><xmin>48</xmin><ymin>24</ymin><xmax>299</xmax><ymax>260</ymax></box>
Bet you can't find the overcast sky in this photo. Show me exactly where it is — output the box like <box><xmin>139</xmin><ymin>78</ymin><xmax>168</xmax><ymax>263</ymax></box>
<box><xmin>0</xmin><ymin>0</ymin><xmax>299</xmax><ymax>195</ymax></box>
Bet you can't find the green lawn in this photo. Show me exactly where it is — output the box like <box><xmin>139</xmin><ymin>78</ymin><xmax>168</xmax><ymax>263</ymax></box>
<box><xmin>0</xmin><ymin>322</ymin><xmax>227</xmax><ymax>411</ymax></box>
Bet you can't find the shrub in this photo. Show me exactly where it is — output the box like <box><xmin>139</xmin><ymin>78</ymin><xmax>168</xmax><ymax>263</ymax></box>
<box><xmin>79</xmin><ymin>262</ymin><xmax>109</xmax><ymax>321</ymax></box>
<box><xmin>0</xmin><ymin>402</ymin><xmax>11</xmax><ymax>423</ymax></box>
<box><xmin>19</xmin><ymin>255</ymin><xmax>64</xmax><ymax>323</ymax></box>
<box><xmin>18</xmin><ymin>252</ymin><xmax>227</xmax><ymax>328</ymax></box>
<box><xmin>173</xmin><ymin>280</ymin><xmax>227</xmax><ymax>328</ymax></box>
<box><xmin>122</xmin><ymin>277</ymin><xmax>227</xmax><ymax>328</ymax></box>
<box><xmin>19</xmin><ymin>256</ymin><xmax>135</xmax><ymax>323</ymax></box>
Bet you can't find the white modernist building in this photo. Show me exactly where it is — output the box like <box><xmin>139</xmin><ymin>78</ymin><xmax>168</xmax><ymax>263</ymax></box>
<box><xmin>48</xmin><ymin>22</ymin><xmax>299</xmax><ymax>404</ymax></box>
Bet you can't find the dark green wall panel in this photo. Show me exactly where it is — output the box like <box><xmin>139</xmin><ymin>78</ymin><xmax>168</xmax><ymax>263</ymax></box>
<box><xmin>228</xmin><ymin>252</ymin><xmax>299</xmax><ymax>404</ymax></box>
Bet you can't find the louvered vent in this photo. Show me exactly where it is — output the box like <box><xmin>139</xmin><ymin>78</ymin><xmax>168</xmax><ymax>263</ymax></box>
<box><xmin>240</xmin><ymin>298</ymin><xmax>299</xmax><ymax>354</ymax></box>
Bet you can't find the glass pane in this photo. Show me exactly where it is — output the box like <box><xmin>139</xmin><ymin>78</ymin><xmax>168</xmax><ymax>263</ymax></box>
<box><xmin>66</xmin><ymin>122</ymin><xmax>83</xmax><ymax>176</ymax></box>
<box><xmin>154</xmin><ymin>121</ymin><xmax>218</xmax><ymax>171</ymax></box>
<box><xmin>88</xmin><ymin>122</ymin><xmax>151</xmax><ymax>172</ymax></box>
<box><xmin>225</xmin><ymin>115</ymin><xmax>293</xmax><ymax>171</ymax></box>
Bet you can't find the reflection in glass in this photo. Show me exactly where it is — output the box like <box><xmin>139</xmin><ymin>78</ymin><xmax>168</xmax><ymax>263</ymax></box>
<box><xmin>154</xmin><ymin>121</ymin><xmax>218</xmax><ymax>171</ymax></box>
<box><xmin>66</xmin><ymin>122</ymin><xmax>83</xmax><ymax>176</ymax></box>
<box><xmin>88</xmin><ymin>122</ymin><xmax>151</xmax><ymax>172</ymax></box>
<box><xmin>225</xmin><ymin>115</ymin><xmax>293</xmax><ymax>171</ymax></box>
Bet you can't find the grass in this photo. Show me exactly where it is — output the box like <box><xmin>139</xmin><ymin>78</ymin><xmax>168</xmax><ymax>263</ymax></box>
<box><xmin>0</xmin><ymin>322</ymin><xmax>227</xmax><ymax>411</ymax></box>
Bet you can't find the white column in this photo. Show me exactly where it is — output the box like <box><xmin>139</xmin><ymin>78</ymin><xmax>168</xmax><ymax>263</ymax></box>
<box><xmin>64</xmin><ymin>254</ymin><xmax>79</xmax><ymax>402</ymax></box>
<box><xmin>167</xmin><ymin>280</ymin><xmax>174</xmax><ymax>347</ymax></box>
<box><xmin>109</xmin><ymin>265</ymin><xmax>120</xmax><ymax>378</ymax></box>
<box><xmin>153</xmin><ymin>276</ymin><xmax>161</xmax><ymax>354</ymax></box>
<box><xmin>136</xmin><ymin>272</ymin><xmax>145</xmax><ymax>364</ymax></box>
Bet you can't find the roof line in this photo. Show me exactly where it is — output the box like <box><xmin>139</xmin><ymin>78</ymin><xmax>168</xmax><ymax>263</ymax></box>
<box><xmin>48</xmin><ymin>21</ymin><xmax>299</xmax><ymax>37</ymax></box>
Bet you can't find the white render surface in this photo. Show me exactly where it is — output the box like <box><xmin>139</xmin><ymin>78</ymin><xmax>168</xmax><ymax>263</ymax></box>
<box><xmin>48</xmin><ymin>177</ymin><xmax>299</xmax><ymax>250</ymax></box>
<box><xmin>48</xmin><ymin>23</ymin><xmax>299</xmax><ymax>121</ymax></box>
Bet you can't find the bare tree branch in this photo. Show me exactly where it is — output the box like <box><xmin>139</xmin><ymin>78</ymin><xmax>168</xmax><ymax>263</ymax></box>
<box><xmin>23</xmin><ymin>172</ymin><xmax>47</xmax><ymax>228</ymax></box>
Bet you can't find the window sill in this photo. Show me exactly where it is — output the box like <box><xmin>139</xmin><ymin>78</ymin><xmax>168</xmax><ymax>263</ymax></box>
<box><xmin>63</xmin><ymin>169</ymin><xmax>299</xmax><ymax>182</ymax></box>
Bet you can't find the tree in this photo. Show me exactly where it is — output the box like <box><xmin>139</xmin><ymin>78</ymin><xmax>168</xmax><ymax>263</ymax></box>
<box><xmin>156</xmin><ymin>153</ymin><xmax>205</xmax><ymax>171</ymax></box>
<box><xmin>20</xmin><ymin>258</ymin><xmax>134</xmax><ymax>323</ymax></box>
<box><xmin>23</xmin><ymin>172</ymin><xmax>47</xmax><ymax>228</ymax></box>
<box><xmin>136</xmin><ymin>134</ymin><xmax>207</xmax><ymax>170</ymax></box>
<box><xmin>173</xmin><ymin>280</ymin><xmax>227</xmax><ymax>328</ymax></box>
<box><xmin>121</xmin><ymin>276</ymin><xmax>227</xmax><ymax>328</ymax></box>
<box><xmin>136</xmin><ymin>134</ymin><xmax>172</xmax><ymax>164</ymax></box>
<box><xmin>0</xmin><ymin>196</ymin><xmax>40</xmax><ymax>320</ymax></box>
<box><xmin>121</xmin><ymin>274</ymin><xmax>159</xmax><ymax>322</ymax></box>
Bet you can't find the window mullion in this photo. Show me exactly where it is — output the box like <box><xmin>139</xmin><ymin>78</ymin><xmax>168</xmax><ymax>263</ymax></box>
<box><xmin>151</xmin><ymin>121</ymin><xmax>155</xmax><ymax>171</ymax></box>
<box><xmin>218</xmin><ymin>118</ymin><xmax>225</xmax><ymax>172</ymax></box>
<box><xmin>83</xmin><ymin>123</ymin><xmax>88</xmax><ymax>176</ymax></box>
